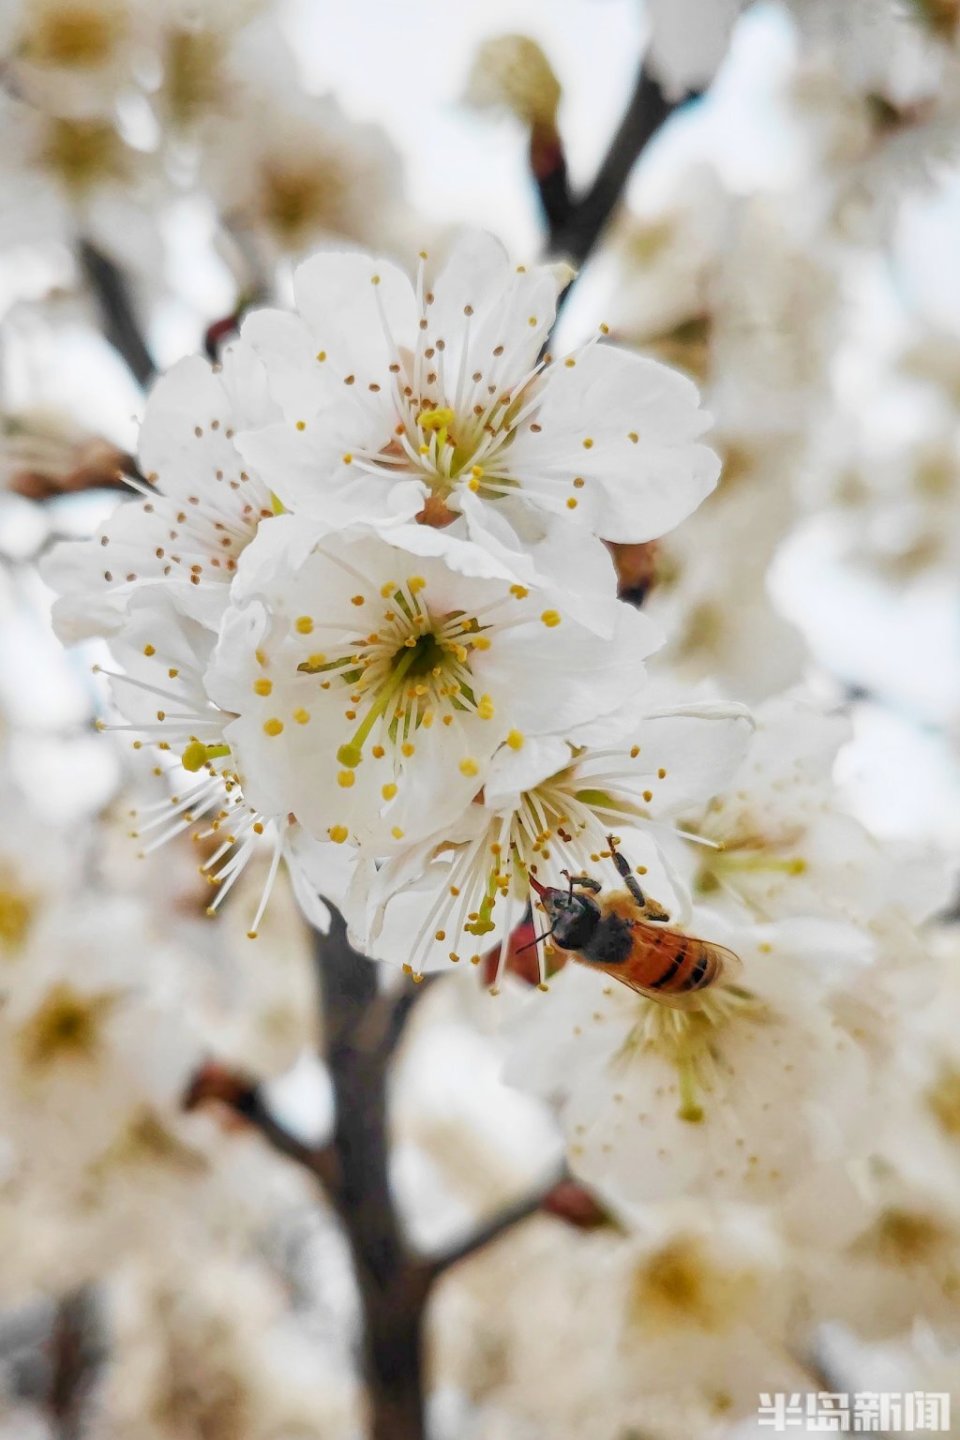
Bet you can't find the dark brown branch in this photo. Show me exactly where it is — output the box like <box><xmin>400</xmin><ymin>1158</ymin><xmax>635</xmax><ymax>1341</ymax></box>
<box><xmin>383</xmin><ymin>973</ymin><xmax>441</xmax><ymax>1055</ymax></box>
<box><xmin>184</xmin><ymin>1062</ymin><xmax>338</xmax><ymax>1195</ymax></box>
<box><xmin>78</xmin><ymin>241</ymin><xmax>156</xmax><ymax>389</ymax></box>
<box><xmin>313</xmin><ymin>909</ymin><xmax>429</xmax><ymax>1440</ymax></box>
<box><xmin>47</xmin><ymin>1289</ymin><xmax>103</xmax><ymax>1440</ymax></box>
<box><xmin>549</xmin><ymin>65</ymin><xmax>676</xmax><ymax>266</ymax></box>
<box><xmin>530</xmin><ymin>122</ymin><xmax>573</xmax><ymax>234</ymax></box>
<box><xmin>423</xmin><ymin>1168</ymin><xmax>567</xmax><ymax>1281</ymax></box>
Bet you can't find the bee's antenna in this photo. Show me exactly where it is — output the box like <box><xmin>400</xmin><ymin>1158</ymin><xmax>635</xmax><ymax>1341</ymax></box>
<box><xmin>527</xmin><ymin>873</ymin><xmax>549</xmax><ymax>899</ymax></box>
<box><xmin>516</xmin><ymin>927</ymin><xmax>555</xmax><ymax>955</ymax></box>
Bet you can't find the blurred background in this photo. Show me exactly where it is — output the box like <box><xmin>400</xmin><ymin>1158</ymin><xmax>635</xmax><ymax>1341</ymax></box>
<box><xmin>2</xmin><ymin>1</ymin><xmax>960</xmax><ymax>1437</ymax></box>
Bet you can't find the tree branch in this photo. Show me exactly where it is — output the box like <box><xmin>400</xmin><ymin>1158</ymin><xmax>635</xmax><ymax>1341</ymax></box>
<box><xmin>549</xmin><ymin>65</ymin><xmax>676</xmax><ymax>266</ymax></box>
<box><xmin>47</xmin><ymin>1289</ymin><xmax>103</xmax><ymax>1440</ymax></box>
<box><xmin>422</xmin><ymin>1168</ymin><xmax>567</xmax><ymax>1282</ymax></box>
<box><xmin>78</xmin><ymin>241</ymin><xmax>156</xmax><ymax>390</ymax></box>
<box><xmin>383</xmin><ymin>973</ymin><xmax>441</xmax><ymax>1056</ymax></box>
<box><xmin>312</xmin><ymin>909</ymin><xmax>429</xmax><ymax>1440</ymax></box>
<box><xmin>184</xmin><ymin>1063</ymin><xmax>339</xmax><ymax>1196</ymax></box>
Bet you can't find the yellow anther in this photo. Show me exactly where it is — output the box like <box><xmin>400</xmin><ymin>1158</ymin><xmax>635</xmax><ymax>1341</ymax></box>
<box><xmin>342</xmin><ymin>453</ymin><xmax>353</xmax><ymax>465</ymax></box>
<box><xmin>351</xmin><ymin>595</ymin><xmax>365</xmax><ymax>606</ymax></box>
<box><xmin>296</xmin><ymin>420</ymin><xmax>306</xmax><ymax>431</ymax></box>
<box><xmin>380</xmin><ymin>581</ymin><xmax>396</xmax><ymax>597</ymax></box>
<box><xmin>296</xmin><ymin>616</ymin><xmax>314</xmax><ymax>634</ymax></box>
<box><xmin>510</xmin><ymin>584</ymin><xmax>528</xmax><ymax>599</ymax></box>
<box><xmin>391</xmin><ymin>826</ymin><xmax>405</xmax><ymax>839</ymax></box>
<box><xmin>541</xmin><ymin>609</ymin><xmax>561</xmax><ymax>627</ymax></box>
<box><xmin>472</xmin><ymin>634</ymin><xmax>491</xmax><ymax>651</ymax></box>
<box><xmin>263</xmin><ymin>718</ymin><xmax>284</xmax><ymax>736</ymax></box>
<box><xmin>253</xmin><ymin>677</ymin><xmax>273</xmax><ymax>696</ymax></box>
<box><xmin>329</xmin><ymin>825</ymin><xmax>349</xmax><ymax>844</ymax></box>
<box><xmin>566</xmin><ymin>497</ymin><xmax>578</xmax><ymax>509</ymax></box>
<box><xmin>628</xmin><ymin>431</ymin><xmax>639</xmax><ymax>443</ymax></box>
<box><xmin>478</xmin><ymin>694</ymin><xmax>495</xmax><ymax>720</ymax></box>
<box><xmin>459</xmin><ymin>757</ymin><xmax>479</xmax><ymax>777</ymax></box>
<box><xmin>506</xmin><ymin>729</ymin><xmax>524</xmax><ymax>750</ymax></box>
<box><xmin>382</xmin><ymin>782</ymin><xmax>398</xmax><ymax>800</ymax></box>
<box><xmin>372</xmin><ymin>744</ymin><xmax>386</xmax><ymax>759</ymax></box>
<box><xmin>143</xmin><ymin>644</ymin><xmax>156</xmax><ymax>656</ymax></box>
<box><xmin>316</xmin><ymin>350</ymin><xmax>327</xmax><ymax>362</ymax></box>
<box><xmin>293</xmin><ymin>708</ymin><xmax>310</xmax><ymax>724</ymax></box>
<box><xmin>408</xmin><ymin>575</ymin><xmax>427</xmax><ymax>593</ymax></box>
<box><xmin>401</xmin><ymin>742</ymin><xmax>415</xmax><ymax>757</ymax></box>
<box><xmin>338</xmin><ymin>770</ymin><xmax>356</xmax><ymax>788</ymax></box>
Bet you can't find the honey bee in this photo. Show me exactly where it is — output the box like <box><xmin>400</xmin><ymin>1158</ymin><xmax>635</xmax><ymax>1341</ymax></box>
<box><xmin>528</xmin><ymin>836</ymin><xmax>740</xmax><ymax>1005</ymax></box>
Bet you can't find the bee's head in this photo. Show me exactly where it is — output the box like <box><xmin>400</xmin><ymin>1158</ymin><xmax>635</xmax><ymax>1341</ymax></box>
<box><xmin>529</xmin><ymin>876</ymin><xmax>600</xmax><ymax>951</ymax></box>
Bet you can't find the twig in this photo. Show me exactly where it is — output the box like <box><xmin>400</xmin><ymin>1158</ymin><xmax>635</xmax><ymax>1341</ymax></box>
<box><xmin>423</xmin><ymin>1168</ymin><xmax>567</xmax><ymax>1281</ymax></box>
<box><xmin>78</xmin><ymin>241</ymin><xmax>156</xmax><ymax>389</ymax></box>
<box><xmin>530</xmin><ymin>122</ymin><xmax>573</xmax><ymax>234</ymax></box>
<box><xmin>47</xmin><ymin>1289</ymin><xmax>103</xmax><ymax>1440</ymax></box>
<box><xmin>549</xmin><ymin>65</ymin><xmax>676</xmax><ymax>266</ymax></box>
<box><xmin>184</xmin><ymin>1063</ymin><xmax>339</xmax><ymax>1195</ymax></box>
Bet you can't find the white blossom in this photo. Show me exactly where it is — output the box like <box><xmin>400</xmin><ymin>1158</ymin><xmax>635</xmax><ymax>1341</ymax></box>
<box><xmin>42</xmin><ymin>342</ymin><xmax>277</xmax><ymax>642</ymax></box>
<box><xmin>236</xmin><ymin>229</ymin><xmax>720</xmax><ymax>548</ymax></box>
<box><xmin>206</xmin><ymin>515</ymin><xmax>658</xmax><ymax>852</ymax></box>
<box><xmin>504</xmin><ymin>912</ymin><xmax>878</xmax><ymax>1204</ymax></box>
<box><xmin>363</xmin><ymin>701</ymin><xmax>752</xmax><ymax>982</ymax></box>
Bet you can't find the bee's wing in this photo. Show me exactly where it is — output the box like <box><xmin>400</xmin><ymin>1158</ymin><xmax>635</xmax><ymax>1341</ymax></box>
<box><xmin>703</xmin><ymin>939</ymin><xmax>743</xmax><ymax>984</ymax></box>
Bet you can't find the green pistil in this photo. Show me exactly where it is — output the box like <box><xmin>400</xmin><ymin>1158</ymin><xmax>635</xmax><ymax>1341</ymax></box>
<box><xmin>336</xmin><ymin>642</ymin><xmax>421</xmax><ymax>769</ymax></box>
<box><xmin>676</xmin><ymin>1053</ymin><xmax>704</xmax><ymax>1124</ymax></box>
<box><xmin>465</xmin><ymin>866</ymin><xmax>500</xmax><ymax>937</ymax></box>
<box><xmin>181</xmin><ymin>741</ymin><xmax>230</xmax><ymax>772</ymax></box>
<box><xmin>720</xmin><ymin>854</ymin><xmax>807</xmax><ymax>877</ymax></box>
<box><xmin>574</xmin><ymin>787</ymin><xmax>620</xmax><ymax>811</ymax></box>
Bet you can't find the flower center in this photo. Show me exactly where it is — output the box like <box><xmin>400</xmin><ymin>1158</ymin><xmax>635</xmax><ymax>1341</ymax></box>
<box><xmin>619</xmin><ymin>989</ymin><xmax>760</xmax><ymax>1124</ymax></box>
<box><xmin>260</xmin><ymin>161</ymin><xmax>347</xmax><ymax>244</ymax></box>
<box><xmin>41</xmin><ymin>116</ymin><xmax>129</xmax><ymax>191</ymax></box>
<box><xmin>18</xmin><ymin>984</ymin><xmax>117</xmax><ymax>1070</ymax></box>
<box><xmin>296</xmin><ymin>579</ymin><xmax>493</xmax><ymax>774</ymax></box>
<box><xmin>0</xmin><ymin>878</ymin><xmax>36</xmax><ymax>953</ymax></box>
<box><xmin>28</xmin><ymin>6</ymin><xmax>122</xmax><ymax>67</ymax></box>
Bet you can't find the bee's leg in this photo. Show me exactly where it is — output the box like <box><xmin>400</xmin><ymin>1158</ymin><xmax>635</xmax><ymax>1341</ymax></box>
<box><xmin>606</xmin><ymin>834</ymin><xmax>671</xmax><ymax>921</ymax></box>
<box><xmin>560</xmin><ymin>868</ymin><xmax>602</xmax><ymax>894</ymax></box>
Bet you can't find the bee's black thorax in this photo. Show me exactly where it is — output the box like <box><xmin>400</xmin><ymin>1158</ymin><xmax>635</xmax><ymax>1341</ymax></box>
<box><xmin>577</xmin><ymin>913</ymin><xmax>635</xmax><ymax>966</ymax></box>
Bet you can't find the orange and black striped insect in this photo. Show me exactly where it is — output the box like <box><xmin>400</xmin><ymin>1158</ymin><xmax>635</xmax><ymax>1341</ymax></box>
<box><xmin>527</xmin><ymin>836</ymin><xmax>740</xmax><ymax>1005</ymax></box>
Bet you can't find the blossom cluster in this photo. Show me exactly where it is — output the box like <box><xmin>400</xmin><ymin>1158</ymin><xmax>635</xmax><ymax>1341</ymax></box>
<box><xmin>43</xmin><ymin>228</ymin><xmax>735</xmax><ymax>973</ymax></box>
<box><xmin>6</xmin><ymin>3</ymin><xmax>960</xmax><ymax>1438</ymax></box>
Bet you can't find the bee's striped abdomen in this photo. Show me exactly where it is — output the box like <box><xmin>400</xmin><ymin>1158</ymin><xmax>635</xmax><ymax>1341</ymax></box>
<box><xmin>633</xmin><ymin>932</ymin><xmax>723</xmax><ymax>994</ymax></box>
